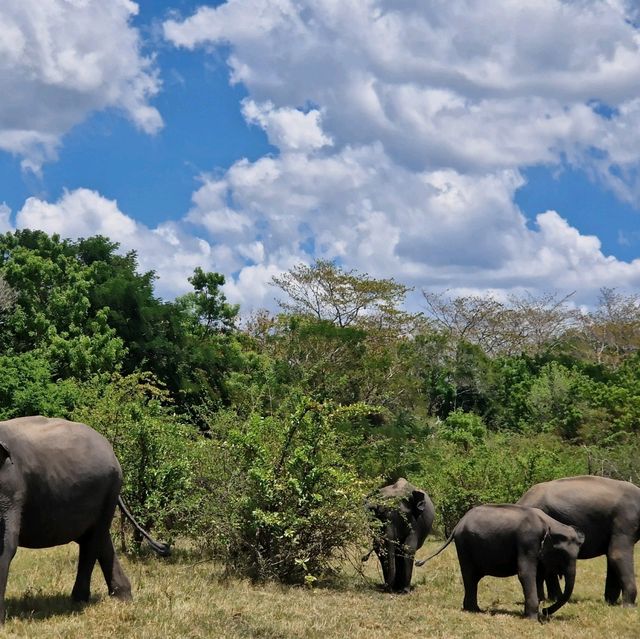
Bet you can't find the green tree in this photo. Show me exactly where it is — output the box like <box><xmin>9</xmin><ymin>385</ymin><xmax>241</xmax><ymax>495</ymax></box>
<box><xmin>0</xmin><ymin>230</ymin><xmax>124</xmax><ymax>377</ymax></box>
<box><xmin>273</xmin><ymin>259</ymin><xmax>414</xmax><ymax>329</ymax></box>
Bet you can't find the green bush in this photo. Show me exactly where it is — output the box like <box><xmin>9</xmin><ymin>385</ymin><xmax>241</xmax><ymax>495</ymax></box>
<box><xmin>440</xmin><ymin>409</ymin><xmax>487</xmax><ymax>450</ymax></box>
<box><xmin>70</xmin><ymin>372</ymin><xmax>198</xmax><ymax>544</ymax></box>
<box><xmin>190</xmin><ymin>399</ymin><xmax>369</xmax><ymax>584</ymax></box>
<box><xmin>418</xmin><ymin>431</ymin><xmax>587</xmax><ymax>535</ymax></box>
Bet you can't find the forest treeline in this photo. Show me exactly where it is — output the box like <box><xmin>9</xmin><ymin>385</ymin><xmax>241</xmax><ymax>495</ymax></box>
<box><xmin>0</xmin><ymin>229</ymin><xmax>638</xmax><ymax>583</ymax></box>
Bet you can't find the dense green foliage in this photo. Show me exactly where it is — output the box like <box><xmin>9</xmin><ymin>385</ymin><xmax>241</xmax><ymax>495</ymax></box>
<box><xmin>0</xmin><ymin>229</ymin><xmax>638</xmax><ymax>583</ymax></box>
<box><xmin>189</xmin><ymin>400</ymin><xmax>370</xmax><ymax>582</ymax></box>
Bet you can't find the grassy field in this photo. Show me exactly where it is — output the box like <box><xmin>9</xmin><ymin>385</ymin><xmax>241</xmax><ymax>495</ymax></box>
<box><xmin>1</xmin><ymin>541</ymin><xmax>638</xmax><ymax>638</ymax></box>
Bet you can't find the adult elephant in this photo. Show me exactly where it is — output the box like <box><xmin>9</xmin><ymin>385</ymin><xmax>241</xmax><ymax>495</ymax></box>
<box><xmin>415</xmin><ymin>504</ymin><xmax>584</xmax><ymax>619</ymax></box>
<box><xmin>364</xmin><ymin>478</ymin><xmax>434</xmax><ymax>593</ymax></box>
<box><xmin>0</xmin><ymin>416</ymin><xmax>170</xmax><ymax>623</ymax></box>
<box><xmin>518</xmin><ymin>475</ymin><xmax>640</xmax><ymax>606</ymax></box>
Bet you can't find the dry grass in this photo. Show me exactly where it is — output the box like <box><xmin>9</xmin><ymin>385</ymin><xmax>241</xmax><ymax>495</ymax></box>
<box><xmin>1</xmin><ymin>541</ymin><xmax>638</xmax><ymax>638</ymax></box>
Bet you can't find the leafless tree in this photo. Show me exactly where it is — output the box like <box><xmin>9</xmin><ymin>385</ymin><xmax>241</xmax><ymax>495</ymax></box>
<box><xmin>422</xmin><ymin>289</ymin><xmax>577</xmax><ymax>356</ymax></box>
<box><xmin>576</xmin><ymin>288</ymin><xmax>640</xmax><ymax>366</ymax></box>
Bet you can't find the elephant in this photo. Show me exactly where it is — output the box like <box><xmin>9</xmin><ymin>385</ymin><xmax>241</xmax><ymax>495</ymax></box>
<box><xmin>517</xmin><ymin>475</ymin><xmax>640</xmax><ymax>606</ymax></box>
<box><xmin>415</xmin><ymin>504</ymin><xmax>584</xmax><ymax>619</ymax></box>
<box><xmin>0</xmin><ymin>415</ymin><xmax>170</xmax><ymax>623</ymax></box>
<box><xmin>364</xmin><ymin>478</ymin><xmax>434</xmax><ymax>593</ymax></box>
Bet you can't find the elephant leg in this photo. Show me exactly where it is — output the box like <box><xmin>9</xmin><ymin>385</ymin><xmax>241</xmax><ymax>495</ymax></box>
<box><xmin>460</xmin><ymin>564</ymin><xmax>481</xmax><ymax>612</ymax></box>
<box><xmin>536</xmin><ymin>563</ymin><xmax>546</xmax><ymax>601</ymax></box>
<box><xmin>72</xmin><ymin>528</ymin><xmax>101</xmax><ymax>602</ymax></box>
<box><xmin>397</xmin><ymin>533</ymin><xmax>420</xmax><ymax>592</ymax></box>
<box><xmin>393</xmin><ymin>553</ymin><xmax>405</xmax><ymax>592</ymax></box>
<box><xmin>0</xmin><ymin>513</ymin><xmax>19</xmax><ymax>624</ymax></box>
<box><xmin>397</xmin><ymin>553</ymin><xmax>414</xmax><ymax>593</ymax></box>
<box><xmin>374</xmin><ymin>546</ymin><xmax>390</xmax><ymax>589</ymax></box>
<box><xmin>604</xmin><ymin>556</ymin><xmax>622</xmax><ymax>605</ymax></box>
<box><xmin>517</xmin><ymin>556</ymin><xmax>540</xmax><ymax>620</ymax></box>
<box><xmin>97</xmin><ymin>531</ymin><xmax>132</xmax><ymax>601</ymax></box>
<box><xmin>608</xmin><ymin>536</ymin><xmax>637</xmax><ymax>607</ymax></box>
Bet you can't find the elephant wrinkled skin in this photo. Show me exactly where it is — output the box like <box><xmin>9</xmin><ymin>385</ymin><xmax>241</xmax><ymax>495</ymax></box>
<box><xmin>0</xmin><ymin>416</ymin><xmax>169</xmax><ymax>623</ymax></box>
<box><xmin>518</xmin><ymin>475</ymin><xmax>640</xmax><ymax>606</ymax></box>
<box><xmin>366</xmin><ymin>478</ymin><xmax>434</xmax><ymax>593</ymax></box>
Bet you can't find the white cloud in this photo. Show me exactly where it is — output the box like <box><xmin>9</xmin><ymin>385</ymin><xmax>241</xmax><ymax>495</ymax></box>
<box><xmin>0</xmin><ymin>204</ymin><xmax>12</xmax><ymax>234</ymax></box>
<box><xmin>183</xmin><ymin>145</ymin><xmax>640</xmax><ymax>308</ymax></box>
<box><xmin>10</xmin><ymin>2</ymin><xmax>635</xmax><ymax>310</ymax></box>
<box><xmin>6</xmin><ymin>171</ymin><xmax>640</xmax><ymax>312</ymax></box>
<box><xmin>164</xmin><ymin>1</ymin><xmax>640</xmax><ymax>180</ymax></box>
<box><xmin>242</xmin><ymin>100</ymin><xmax>332</xmax><ymax>152</ymax></box>
<box><xmin>159</xmin><ymin>0</ymin><xmax>640</xmax><ymax>308</ymax></box>
<box><xmin>0</xmin><ymin>0</ymin><xmax>161</xmax><ymax>170</ymax></box>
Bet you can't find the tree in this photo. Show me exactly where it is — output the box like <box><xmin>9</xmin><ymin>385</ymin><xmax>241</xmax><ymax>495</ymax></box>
<box><xmin>0</xmin><ymin>274</ymin><xmax>16</xmax><ymax>313</ymax></box>
<box><xmin>273</xmin><ymin>260</ymin><xmax>414</xmax><ymax>329</ymax></box>
<box><xmin>167</xmin><ymin>269</ymin><xmax>243</xmax><ymax>411</ymax></box>
<box><xmin>264</xmin><ymin>262</ymin><xmax>423</xmax><ymax>412</ymax></box>
<box><xmin>422</xmin><ymin>289</ymin><xmax>576</xmax><ymax>356</ymax></box>
<box><xmin>177</xmin><ymin>267</ymin><xmax>239</xmax><ymax>336</ymax></box>
<box><xmin>0</xmin><ymin>230</ymin><xmax>124</xmax><ymax>377</ymax></box>
<box><xmin>576</xmin><ymin>287</ymin><xmax>640</xmax><ymax>366</ymax></box>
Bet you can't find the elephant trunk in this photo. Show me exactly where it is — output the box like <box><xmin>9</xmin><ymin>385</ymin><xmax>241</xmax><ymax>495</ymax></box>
<box><xmin>542</xmin><ymin>563</ymin><xmax>576</xmax><ymax>617</ymax></box>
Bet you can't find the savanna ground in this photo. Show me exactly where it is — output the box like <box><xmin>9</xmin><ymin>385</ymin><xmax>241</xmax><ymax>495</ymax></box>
<box><xmin>1</xmin><ymin>541</ymin><xmax>638</xmax><ymax>638</ymax></box>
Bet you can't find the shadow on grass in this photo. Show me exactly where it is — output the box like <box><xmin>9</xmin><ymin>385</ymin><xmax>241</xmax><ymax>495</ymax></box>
<box><xmin>6</xmin><ymin>592</ymin><xmax>88</xmax><ymax>621</ymax></box>
<box><xmin>487</xmin><ymin>607</ymin><xmax>573</xmax><ymax>622</ymax></box>
<box><xmin>121</xmin><ymin>544</ymin><xmax>208</xmax><ymax>566</ymax></box>
<box><xmin>486</xmin><ymin>607</ymin><xmax>527</xmax><ymax>618</ymax></box>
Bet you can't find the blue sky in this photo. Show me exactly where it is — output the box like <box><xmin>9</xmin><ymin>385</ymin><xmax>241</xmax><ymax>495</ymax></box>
<box><xmin>2</xmin><ymin>1</ymin><xmax>640</xmax><ymax>310</ymax></box>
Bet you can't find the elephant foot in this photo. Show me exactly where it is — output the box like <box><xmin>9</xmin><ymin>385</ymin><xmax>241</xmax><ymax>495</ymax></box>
<box><xmin>110</xmin><ymin>586</ymin><xmax>133</xmax><ymax>602</ymax></box>
<box><xmin>462</xmin><ymin>605</ymin><xmax>481</xmax><ymax>613</ymax></box>
<box><xmin>621</xmin><ymin>601</ymin><xmax>637</xmax><ymax>609</ymax></box>
<box><xmin>536</xmin><ymin>611</ymin><xmax>550</xmax><ymax>624</ymax></box>
<box><xmin>71</xmin><ymin>589</ymin><xmax>90</xmax><ymax>603</ymax></box>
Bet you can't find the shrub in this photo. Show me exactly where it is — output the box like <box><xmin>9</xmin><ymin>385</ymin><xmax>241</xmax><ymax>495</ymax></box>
<box><xmin>191</xmin><ymin>399</ymin><xmax>369</xmax><ymax>584</ymax></box>
<box><xmin>418</xmin><ymin>431</ymin><xmax>586</xmax><ymax>535</ymax></box>
<box><xmin>439</xmin><ymin>409</ymin><xmax>487</xmax><ymax>450</ymax></box>
<box><xmin>70</xmin><ymin>372</ymin><xmax>197</xmax><ymax>544</ymax></box>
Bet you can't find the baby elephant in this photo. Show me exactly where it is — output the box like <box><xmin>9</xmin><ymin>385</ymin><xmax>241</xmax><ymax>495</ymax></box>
<box><xmin>416</xmin><ymin>504</ymin><xmax>584</xmax><ymax>619</ymax></box>
<box><xmin>365</xmin><ymin>478</ymin><xmax>434</xmax><ymax>593</ymax></box>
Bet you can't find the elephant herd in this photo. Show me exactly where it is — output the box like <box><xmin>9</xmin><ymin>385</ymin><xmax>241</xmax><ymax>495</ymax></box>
<box><xmin>0</xmin><ymin>415</ymin><xmax>637</xmax><ymax>625</ymax></box>
<box><xmin>366</xmin><ymin>476</ymin><xmax>640</xmax><ymax>620</ymax></box>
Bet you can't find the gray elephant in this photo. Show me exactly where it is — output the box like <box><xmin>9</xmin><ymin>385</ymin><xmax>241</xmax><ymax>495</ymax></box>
<box><xmin>518</xmin><ymin>475</ymin><xmax>640</xmax><ymax>606</ymax></box>
<box><xmin>364</xmin><ymin>478</ymin><xmax>434</xmax><ymax>593</ymax></box>
<box><xmin>415</xmin><ymin>504</ymin><xmax>584</xmax><ymax>619</ymax></box>
<box><xmin>0</xmin><ymin>416</ymin><xmax>169</xmax><ymax>623</ymax></box>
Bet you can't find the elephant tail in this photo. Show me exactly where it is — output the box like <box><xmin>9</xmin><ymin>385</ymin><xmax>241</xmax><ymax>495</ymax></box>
<box><xmin>414</xmin><ymin>529</ymin><xmax>456</xmax><ymax>567</ymax></box>
<box><xmin>117</xmin><ymin>496</ymin><xmax>171</xmax><ymax>557</ymax></box>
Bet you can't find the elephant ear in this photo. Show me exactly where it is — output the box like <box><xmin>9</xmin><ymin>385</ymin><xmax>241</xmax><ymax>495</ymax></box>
<box><xmin>0</xmin><ymin>441</ymin><xmax>10</xmax><ymax>465</ymax></box>
<box><xmin>410</xmin><ymin>490</ymin><xmax>427</xmax><ymax>514</ymax></box>
<box><xmin>539</xmin><ymin>528</ymin><xmax>553</xmax><ymax>558</ymax></box>
<box><xmin>570</xmin><ymin>526</ymin><xmax>586</xmax><ymax>546</ymax></box>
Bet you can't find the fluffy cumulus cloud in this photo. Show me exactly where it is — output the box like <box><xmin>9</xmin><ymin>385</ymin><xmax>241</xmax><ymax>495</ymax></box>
<box><xmin>164</xmin><ymin>0</ymin><xmax>640</xmax><ymax>179</ymax></box>
<box><xmin>8</xmin><ymin>2</ymin><xmax>640</xmax><ymax>310</ymax></box>
<box><xmin>0</xmin><ymin>0</ymin><xmax>161</xmax><ymax>171</ymax></box>
<box><xmin>160</xmin><ymin>0</ymin><xmax>640</xmax><ymax>308</ymax></box>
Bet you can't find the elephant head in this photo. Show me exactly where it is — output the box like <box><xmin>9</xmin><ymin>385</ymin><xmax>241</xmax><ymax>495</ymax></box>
<box><xmin>539</xmin><ymin>524</ymin><xmax>585</xmax><ymax>616</ymax></box>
